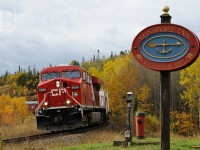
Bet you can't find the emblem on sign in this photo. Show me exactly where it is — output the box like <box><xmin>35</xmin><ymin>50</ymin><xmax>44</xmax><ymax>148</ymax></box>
<box><xmin>140</xmin><ymin>33</ymin><xmax>189</xmax><ymax>62</ymax></box>
<box><xmin>132</xmin><ymin>24</ymin><xmax>200</xmax><ymax>71</ymax></box>
<box><xmin>147</xmin><ymin>40</ymin><xmax>181</xmax><ymax>54</ymax></box>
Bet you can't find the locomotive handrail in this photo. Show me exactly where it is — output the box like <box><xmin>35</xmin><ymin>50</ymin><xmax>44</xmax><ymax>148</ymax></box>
<box><xmin>65</xmin><ymin>91</ymin><xmax>83</xmax><ymax>116</ymax></box>
<box><xmin>35</xmin><ymin>92</ymin><xmax>51</xmax><ymax>116</ymax></box>
<box><xmin>66</xmin><ymin>91</ymin><xmax>82</xmax><ymax>106</ymax></box>
<box><xmin>35</xmin><ymin>91</ymin><xmax>82</xmax><ymax>116</ymax></box>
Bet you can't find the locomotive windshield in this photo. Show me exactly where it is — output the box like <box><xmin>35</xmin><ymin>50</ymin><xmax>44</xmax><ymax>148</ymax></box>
<box><xmin>42</xmin><ymin>72</ymin><xmax>59</xmax><ymax>80</ymax></box>
<box><xmin>62</xmin><ymin>70</ymin><xmax>80</xmax><ymax>78</ymax></box>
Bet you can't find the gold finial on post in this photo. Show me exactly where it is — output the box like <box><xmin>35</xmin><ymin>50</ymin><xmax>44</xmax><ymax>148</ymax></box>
<box><xmin>160</xmin><ymin>6</ymin><xmax>171</xmax><ymax>23</ymax></box>
<box><xmin>162</xmin><ymin>6</ymin><xmax>170</xmax><ymax>15</ymax></box>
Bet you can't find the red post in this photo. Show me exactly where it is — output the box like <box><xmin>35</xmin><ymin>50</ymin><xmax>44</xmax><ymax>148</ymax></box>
<box><xmin>135</xmin><ymin>112</ymin><xmax>145</xmax><ymax>139</ymax></box>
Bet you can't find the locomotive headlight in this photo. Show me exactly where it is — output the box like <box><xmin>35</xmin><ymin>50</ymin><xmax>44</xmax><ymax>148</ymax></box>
<box><xmin>66</xmin><ymin>100</ymin><xmax>71</xmax><ymax>105</ymax></box>
<box><xmin>44</xmin><ymin>102</ymin><xmax>48</xmax><ymax>106</ymax></box>
<box><xmin>56</xmin><ymin>81</ymin><xmax>60</xmax><ymax>88</ymax></box>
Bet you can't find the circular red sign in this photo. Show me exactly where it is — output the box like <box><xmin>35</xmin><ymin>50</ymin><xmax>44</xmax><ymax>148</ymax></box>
<box><xmin>132</xmin><ymin>24</ymin><xmax>200</xmax><ymax>71</ymax></box>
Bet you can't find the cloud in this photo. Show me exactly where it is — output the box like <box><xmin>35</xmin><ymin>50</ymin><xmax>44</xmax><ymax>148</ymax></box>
<box><xmin>1</xmin><ymin>0</ymin><xmax>200</xmax><ymax>75</ymax></box>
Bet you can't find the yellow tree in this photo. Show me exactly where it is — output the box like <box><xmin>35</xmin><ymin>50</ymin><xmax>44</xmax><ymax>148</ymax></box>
<box><xmin>2</xmin><ymin>105</ymin><xmax>14</xmax><ymax>126</ymax></box>
<box><xmin>5</xmin><ymin>72</ymin><xmax>23</xmax><ymax>85</ymax></box>
<box><xmin>87</xmin><ymin>67</ymin><xmax>101</xmax><ymax>79</ymax></box>
<box><xmin>0</xmin><ymin>94</ymin><xmax>29</xmax><ymax>126</ymax></box>
<box><xmin>13</xmin><ymin>96</ymin><xmax>29</xmax><ymax>123</ymax></box>
<box><xmin>102</xmin><ymin>54</ymin><xmax>139</xmax><ymax>121</ymax></box>
<box><xmin>171</xmin><ymin>111</ymin><xmax>196</xmax><ymax>136</ymax></box>
<box><xmin>0</xmin><ymin>94</ymin><xmax>13</xmax><ymax>126</ymax></box>
<box><xmin>179</xmin><ymin>57</ymin><xmax>200</xmax><ymax>128</ymax></box>
<box><xmin>137</xmin><ymin>84</ymin><xmax>150</xmax><ymax>113</ymax></box>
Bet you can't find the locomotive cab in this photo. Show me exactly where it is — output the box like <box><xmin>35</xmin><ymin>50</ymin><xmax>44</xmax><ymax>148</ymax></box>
<box><xmin>35</xmin><ymin>65</ymin><xmax>108</xmax><ymax>132</ymax></box>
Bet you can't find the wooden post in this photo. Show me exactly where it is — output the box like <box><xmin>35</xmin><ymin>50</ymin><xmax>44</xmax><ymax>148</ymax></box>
<box><xmin>160</xmin><ymin>71</ymin><xmax>170</xmax><ymax>150</ymax></box>
<box><xmin>160</xmin><ymin>6</ymin><xmax>171</xmax><ymax>150</ymax></box>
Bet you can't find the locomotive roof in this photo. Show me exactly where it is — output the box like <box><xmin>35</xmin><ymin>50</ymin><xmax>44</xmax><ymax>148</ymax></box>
<box><xmin>40</xmin><ymin>65</ymin><xmax>84</xmax><ymax>74</ymax></box>
<box><xmin>40</xmin><ymin>65</ymin><xmax>103</xmax><ymax>85</ymax></box>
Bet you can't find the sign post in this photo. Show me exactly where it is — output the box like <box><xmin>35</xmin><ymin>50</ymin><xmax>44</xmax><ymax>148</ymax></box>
<box><xmin>131</xmin><ymin>6</ymin><xmax>200</xmax><ymax>150</ymax></box>
<box><xmin>160</xmin><ymin>71</ymin><xmax>170</xmax><ymax>149</ymax></box>
<box><xmin>160</xmin><ymin>7</ymin><xmax>171</xmax><ymax>150</ymax></box>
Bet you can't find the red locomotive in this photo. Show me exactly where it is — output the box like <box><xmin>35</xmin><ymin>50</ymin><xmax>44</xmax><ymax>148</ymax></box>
<box><xmin>35</xmin><ymin>65</ymin><xmax>109</xmax><ymax>131</ymax></box>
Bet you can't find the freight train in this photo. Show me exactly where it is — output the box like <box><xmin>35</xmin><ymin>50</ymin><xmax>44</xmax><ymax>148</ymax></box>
<box><xmin>35</xmin><ymin>65</ymin><xmax>109</xmax><ymax>132</ymax></box>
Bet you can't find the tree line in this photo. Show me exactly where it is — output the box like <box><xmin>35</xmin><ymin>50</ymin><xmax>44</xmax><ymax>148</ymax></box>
<box><xmin>83</xmin><ymin>50</ymin><xmax>200</xmax><ymax>136</ymax></box>
<box><xmin>0</xmin><ymin>50</ymin><xmax>199</xmax><ymax>136</ymax></box>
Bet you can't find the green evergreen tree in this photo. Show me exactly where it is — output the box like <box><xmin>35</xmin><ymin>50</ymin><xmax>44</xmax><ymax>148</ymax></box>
<box><xmin>97</xmin><ymin>50</ymin><xmax>100</xmax><ymax>62</ymax></box>
<box><xmin>110</xmin><ymin>51</ymin><xmax>113</xmax><ymax>59</ymax></box>
<box><xmin>70</xmin><ymin>60</ymin><xmax>80</xmax><ymax>66</ymax></box>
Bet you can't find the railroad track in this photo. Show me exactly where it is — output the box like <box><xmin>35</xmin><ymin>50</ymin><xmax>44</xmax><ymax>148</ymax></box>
<box><xmin>2</xmin><ymin>131</ymin><xmax>66</xmax><ymax>144</ymax></box>
<box><xmin>2</xmin><ymin>122</ymin><xmax>108</xmax><ymax>144</ymax></box>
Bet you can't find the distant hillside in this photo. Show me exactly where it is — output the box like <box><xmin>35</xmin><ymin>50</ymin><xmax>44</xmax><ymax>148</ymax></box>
<box><xmin>0</xmin><ymin>85</ymin><xmax>9</xmax><ymax>94</ymax></box>
<box><xmin>0</xmin><ymin>70</ymin><xmax>39</xmax><ymax>101</ymax></box>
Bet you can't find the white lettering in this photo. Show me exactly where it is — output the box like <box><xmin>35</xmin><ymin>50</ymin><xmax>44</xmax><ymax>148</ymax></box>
<box><xmin>51</xmin><ymin>88</ymin><xmax>67</xmax><ymax>96</ymax></box>
<box><xmin>51</xmin><ymin>89</ymin><xmax>58</xmax><ymax>96</ymax></box>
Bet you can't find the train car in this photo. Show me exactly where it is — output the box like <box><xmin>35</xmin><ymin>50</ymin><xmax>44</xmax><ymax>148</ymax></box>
<box><xmin>26</xmin><ymin>101</ymin><xmax>38</xmax><ymax>113</ymax></box>
<box><xmin>35</xmin><ymin>65</ymin><xmax>109</xmax><ymax>132</ymax></box>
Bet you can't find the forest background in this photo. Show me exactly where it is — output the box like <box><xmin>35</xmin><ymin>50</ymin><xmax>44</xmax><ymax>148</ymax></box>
<box><xmin>0</xmin><ymin>50</ymin><xmax>200</xmax><ymax>136</ymax></box>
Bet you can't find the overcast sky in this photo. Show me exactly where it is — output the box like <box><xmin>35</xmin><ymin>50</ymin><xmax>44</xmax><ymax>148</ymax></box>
<box><xmin>0</xmin><ymin>0</ymin><xmax>200</xmax><ymax>75</ymax></box>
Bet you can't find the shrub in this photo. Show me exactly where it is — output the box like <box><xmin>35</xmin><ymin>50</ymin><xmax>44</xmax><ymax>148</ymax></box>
<box><xmin>145</xmin><ymin>114</ymin><xmax>160</xmax><ymax>133</ymax></box>
<box><xmin>171</xmin><ymin>111</ymin><xmax>197</xmax><ymax>136</ymax></box>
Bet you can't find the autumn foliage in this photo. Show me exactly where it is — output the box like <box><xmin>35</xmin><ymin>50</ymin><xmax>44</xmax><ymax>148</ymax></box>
<box><xmin>0</xmin><ymin>51</ymin><xmax>200</xmax><ymax>136</ymax></box>
<box><xmin>88</xmin><ymin>54</ymin><xmax>139</xmax><ymax>121</ymax></box>
<box><xmin>86</xmin><ymin>51</ymin><xmax>200</xmax><ymax>136</ymax></box>
<box><xmin>179</xmin><ymin>57</ymin><xmax>200</xmax><ymax>127</ymax></box>
<box><xmin>0</xmin><ymin>94</ymin><xmax>29</xmax><ymax>126</ymax></box>
<box><xmin>171</xmin><ymin>111</ymin><xmax>196</xmax><ymax>136</ymax></box>
<box><xmin>137</xmin><ymin>84</ymin><xmax>150</xmax><ymax>113</ymax></box>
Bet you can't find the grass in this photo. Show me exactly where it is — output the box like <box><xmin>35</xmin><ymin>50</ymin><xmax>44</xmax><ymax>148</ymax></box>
<box><xmin>0</xmin><ymin>115</ymin><xmax>45</xmax><ymax>139</ymax></box>
<box><xmin>170</xmin><ymin>135</ymin><xmax>200</xmax><ymax>150</ymax></box>
<box><xmin>51</xmin><ymin>136</ymin><xmax>200</xmax><ymax>150</ymax></box>
<box><xmin>1</xmin><ymin>118</ymin><xmax>200</xmax><ymax>150</ymax></box>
